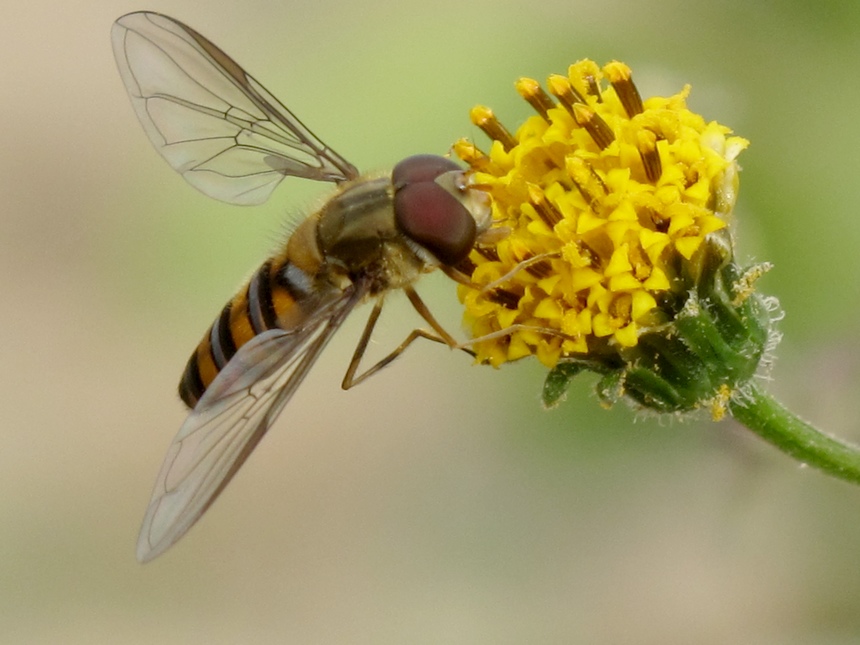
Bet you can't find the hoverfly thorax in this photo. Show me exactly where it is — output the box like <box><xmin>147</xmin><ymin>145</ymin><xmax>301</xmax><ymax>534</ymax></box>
<box><xmin>313</xmin><ymin>177</ymin><xmax>396</xmax><ymax>280</ymax></box>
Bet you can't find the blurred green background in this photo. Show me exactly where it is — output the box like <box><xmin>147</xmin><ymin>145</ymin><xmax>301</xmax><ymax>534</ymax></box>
<box><xmin>4</xmin><ymin>0</ymin><xmax>860</xmax><ymax>643</ymax></box>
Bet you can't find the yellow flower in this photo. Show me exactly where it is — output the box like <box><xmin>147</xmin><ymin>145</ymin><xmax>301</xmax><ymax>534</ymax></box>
<box><xmin>445</xmin><ymin>61</ymin><xmax>860</xmax><ymax>487</ymax></box>
<box><xmin>454</xmin><ymin>60</ymin><xmax>749</xmax><ymax>369</ymax></box>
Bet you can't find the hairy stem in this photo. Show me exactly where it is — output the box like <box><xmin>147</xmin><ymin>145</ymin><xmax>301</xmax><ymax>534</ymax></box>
<box><xmin>730</xmin><ymin>382</ymin><xmax>860</xmax><ymax>486</ymax></box>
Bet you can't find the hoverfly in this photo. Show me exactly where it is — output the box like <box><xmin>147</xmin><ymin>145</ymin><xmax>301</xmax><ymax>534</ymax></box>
<box><xmin>112</xmin><ymin>12</ymin><xmax>492</xmax><ymax>562</ymax></box>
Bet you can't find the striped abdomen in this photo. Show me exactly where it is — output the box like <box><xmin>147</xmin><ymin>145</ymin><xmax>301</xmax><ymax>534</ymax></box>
<box><xmin>178</xmin><ymin>216</ymin><xmax>325</xmax><ymax>408</ymax></box>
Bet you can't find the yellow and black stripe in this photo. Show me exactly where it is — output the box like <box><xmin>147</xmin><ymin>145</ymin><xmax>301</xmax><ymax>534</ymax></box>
<box><xmin>178</xmin><ymin>255</ymin><xmax>316</xmax><ymax>408</ymax></box>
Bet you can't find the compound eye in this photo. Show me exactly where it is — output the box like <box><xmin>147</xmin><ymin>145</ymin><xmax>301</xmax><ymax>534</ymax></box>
<box><xmin>394</xmin><ymin>181</ymin><xmax>476</xmax><ymax>266</ymax></box>
<box><xmin>392</xmin><ymin>154</ymin><xmax>462</xmax><ymax>188</ymax></box>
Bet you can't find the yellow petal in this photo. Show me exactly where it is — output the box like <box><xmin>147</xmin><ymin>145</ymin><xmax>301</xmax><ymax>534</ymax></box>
<box><xmin>605</xmin><ymin>244</ymin><xmax>633</xmax><ymax>277</ymax></box>
<box><xmin>614</xmin><ymin>322</ymin><xmax>638</xmax><ymax>347</ymax></box>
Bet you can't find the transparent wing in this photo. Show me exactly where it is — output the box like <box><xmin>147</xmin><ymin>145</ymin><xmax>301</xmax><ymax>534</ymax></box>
<box><xmin>111</xmin><ymin>11</ymin><xmax>360</xmax><ymax>206</ymax></box>
<box><xmin>137</xmin><ymin>288</ymin><xmax>364</xmax><ymax>562</ymax></box>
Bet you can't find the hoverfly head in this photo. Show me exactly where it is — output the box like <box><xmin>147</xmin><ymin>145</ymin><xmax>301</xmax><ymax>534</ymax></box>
<box><xmin>392</xmin><ymin>154</ymin><xmax>491</xmax><ymax>266</ymax></box>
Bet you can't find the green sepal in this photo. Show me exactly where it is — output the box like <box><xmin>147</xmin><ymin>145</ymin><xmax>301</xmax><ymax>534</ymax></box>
<box><xmin>542</xmin><ymin>361</ymin><xmax>589</xmax><ymax>409</ymax></box>
<box><xmin>596</xmin><ymin>370</ymin><xmax>625</xmax><ymax>407</ymax></box>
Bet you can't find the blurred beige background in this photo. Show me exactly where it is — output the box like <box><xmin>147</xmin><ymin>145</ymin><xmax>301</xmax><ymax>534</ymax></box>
<box><xmin>4</xmin><ymin>0</ymin><xmax>860</xmax><ymax>643</ymax></box>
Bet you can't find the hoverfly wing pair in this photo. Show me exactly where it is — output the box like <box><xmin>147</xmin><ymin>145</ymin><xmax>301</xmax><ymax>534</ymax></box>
<box><xmin>112</xmin><ymin>12</ymin><xmax>490</xmax><ymax>562</ymax></box>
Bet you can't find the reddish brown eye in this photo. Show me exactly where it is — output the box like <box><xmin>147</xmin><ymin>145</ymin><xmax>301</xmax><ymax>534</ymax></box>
<box><xmin>394</xmin><ymin>181</ymin><xmax>476</xmax><ymax>266</ymax></box>
<box><xmin>392</xmin><ymin>154</ymin><xmax>462</xmax><ymax>187</ymax></box>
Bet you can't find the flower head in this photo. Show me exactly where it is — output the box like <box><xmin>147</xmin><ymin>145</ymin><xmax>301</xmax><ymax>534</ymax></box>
<box><xmin>454</xmin><ymin>60</ymin><xmax>776</xmax><ymax>415</ymax></box>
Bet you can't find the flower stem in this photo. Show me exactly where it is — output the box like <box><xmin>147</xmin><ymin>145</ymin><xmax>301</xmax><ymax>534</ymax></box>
<box><xmin>730</xmin><ymin>382</ymin><xmax>860</xmax><ymax>486</ymax></box>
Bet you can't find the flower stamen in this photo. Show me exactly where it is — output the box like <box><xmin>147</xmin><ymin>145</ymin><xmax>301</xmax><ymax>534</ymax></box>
<box><xmin>470</xmin><ymin>106</ymin><xmax>517</xmax><ymax>152</ymax></box>
<box><xmin>484</xmin><ymin>287</ymin><xmax>522</xmax><ymax>310</ymax></box>
<box><xmin>452</xmin><ymin>139</ymin><xmax>491</xmax><ymax>172</ymax></box>
<box><xmin>527</xmin><ymin>183</ymin><xmax>563</xmax><ymax>227</ymax></box>
<box><xmin>637</xmin><ymin>129</ymin><xmax>662</xmax><ymax>183</ymax></box>
<box><xmin>547</xmin><ymin>74</ymin><xmax>586</xmax><ymax>115</ymax></box>
<box><xmin>515</xmin><ymin>77</ymin><xmax>556</xmax><ymax>121</ymax></box>
<box><xmin>583</xmin><ymin>73</ymin><xmax>602</xmax><ymax>101</ymax></box>
<box><xmin>565</xmin><ymin>156</ymin><xmax>608</xmax><ymax>208</ymax></box>
<box><xmin>605</xmin><ymin>61</ymin><xmax>644</xmax><ymax>117</ymax></box>
<box><xmin>475</xmin><ymin>246</ymin><xmax>500</xmax><ymax>262</ymax></box>
<box><xmin>573</xmin><ymin>103</ymin><xmax>615</xmax><ymax>149</ymax></box>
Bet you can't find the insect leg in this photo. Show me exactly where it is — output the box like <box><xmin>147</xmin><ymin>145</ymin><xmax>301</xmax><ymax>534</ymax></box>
<box><xmin>457</xmin><ymin>324</ymin><xmax>574</xmax><ymax>348</ymax></box>
<box><xmin>341</xmin><ymin>287</ymin><xmax>474</xmax><ymax>390</ymax></box>
<box><xmin>476</xmin><ymin>251</ymin><xmax>559</xmax><ymax>294</ymax></box>
<box><xmin>402</xmin><ymin>286</ymin><xmax>458</xmax><ymax>347</ymax></box>
<box><xmin>439</xmin><ymin>264</ymin><xmax>480</xmax><ymax>288</ymax></box>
